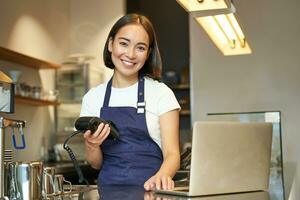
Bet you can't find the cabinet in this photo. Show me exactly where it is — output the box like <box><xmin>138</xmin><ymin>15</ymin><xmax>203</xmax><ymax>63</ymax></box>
<box><xmin>165</xmin><ymin>71</ymin><xmax>191</xmax><ymax>145</ymax></box>
<box><xmin>55</xmin><ymin>61</ymin><xmax>89</xmax><ymax>142</ymax></box>
<box><xmin>0</xmin><ymin>46</ymin><xmax>60</xmax><ymax>106</ymax></box>
<box><xmin>54</xmin><ymin>60</ymin><xmax>91</xmax><ymax>162</ymax></box>
<box><xmin>171</xmin><ymin>84</ymin><xmax>191</xmax><ymax>130</ymax></box>
<box><xmin>56</xmin><ymin>62</ymin><xmax>89</xmax><ymax>103</ymax></box>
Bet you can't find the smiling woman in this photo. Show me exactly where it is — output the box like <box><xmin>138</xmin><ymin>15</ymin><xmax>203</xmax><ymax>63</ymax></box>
<box><xmin>80</xmin><ymin>14</ymin><xmax>181</xmax><ymax>191</ymax></box>
<box><xmin>103</xmin><ymin>14</ymin><xmax>162</xmax><ymax>81</ymax></box>
<box><xmin>108</xmin><ymin>23</ymin><xmax>150</xmax><ymax>84</ymax></box>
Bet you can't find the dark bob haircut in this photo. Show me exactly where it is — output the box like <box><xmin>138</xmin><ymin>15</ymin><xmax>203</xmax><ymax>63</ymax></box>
<box><xmin>103</xmin><ymin>13</ymin><xmax>162</xmax><ymax>79</ymax></box>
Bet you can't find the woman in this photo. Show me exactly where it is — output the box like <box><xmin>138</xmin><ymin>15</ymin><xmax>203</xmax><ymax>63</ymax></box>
<box><xmin>80</xmin><ymin>14</ymin><xmax>180</xmax><ymax>191</ymax></box>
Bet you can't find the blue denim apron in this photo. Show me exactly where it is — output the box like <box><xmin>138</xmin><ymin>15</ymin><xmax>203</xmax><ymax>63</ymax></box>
<box><xmin>98</xmin><ymin>77</ymin><xmax>163</xmax><ymax>186</ymax></box>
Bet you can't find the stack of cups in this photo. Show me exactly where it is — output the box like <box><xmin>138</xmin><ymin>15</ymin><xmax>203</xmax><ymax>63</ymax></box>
<box><xmin>42</xmin><ymin>167</ymin><xmax>72</xmax><ymax>198</ymax></box>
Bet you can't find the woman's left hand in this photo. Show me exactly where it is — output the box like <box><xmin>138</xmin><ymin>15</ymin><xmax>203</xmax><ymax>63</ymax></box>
<box><xmin>144</xmin><ymin>174</ymin><xmax>174</xmax><ymax>191</ymax></box>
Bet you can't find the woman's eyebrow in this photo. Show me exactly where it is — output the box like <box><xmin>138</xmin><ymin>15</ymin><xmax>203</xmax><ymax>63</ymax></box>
<box><xmin>136</xmin><ymin>42</ymin><xmax>148</xmax><ymax>48</ymax></box>
<box><xmin>118</xmin><ymin>37</ymin><xmax>148</xmax><ymax>47</ymax></box>
<box><xmin>118</xmin><ymin>37</ymin><xmax>130</xmax><ymax>42</ymax></box>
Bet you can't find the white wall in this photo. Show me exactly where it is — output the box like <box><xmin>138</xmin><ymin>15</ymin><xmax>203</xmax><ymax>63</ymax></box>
<box><xmin>190</xmin><ymin>0</ymin><xmax>300</xmax><ymax>197</ymax></box>
<box><xmin>0</xmin><ymin>0</ymin><xmax>70</xmax><ymax>63</ymax></box>
<box><xmin>0</xmin><ymin>0</ymin><xmax>70</xmax><ymax>161</ymax></box>
<box><xmin>69</xmin><ymin>0</ymin><xmax>125</xmax><ymax>86</ymax></box>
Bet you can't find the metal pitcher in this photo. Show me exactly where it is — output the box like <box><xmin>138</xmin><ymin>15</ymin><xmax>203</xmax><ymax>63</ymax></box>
<box><xmin>7</xmin><ymin>161</ymin><xmax>43</xmax><ymax>200</ymax></box>
<box><xmin>42</xmin><ymin>166</ymin><xmax>56</xmax><ymax>197</ymax></box>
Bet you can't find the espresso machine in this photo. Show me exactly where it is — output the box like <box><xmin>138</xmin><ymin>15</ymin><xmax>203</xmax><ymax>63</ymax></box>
<box><xmin>0</xmin><ymin>71</ymin><xmax>26</xmax><ymax>200</ymax></box>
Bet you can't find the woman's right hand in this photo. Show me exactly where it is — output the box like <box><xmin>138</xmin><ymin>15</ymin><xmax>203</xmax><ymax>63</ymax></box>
<box><xmin>83</xmin><ymin>123</ymin><xmax>111</xmax><ymax>148</ymax></box>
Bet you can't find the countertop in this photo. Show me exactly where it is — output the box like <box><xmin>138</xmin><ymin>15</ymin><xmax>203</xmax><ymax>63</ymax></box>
<box><xmin>46</xmin><ymin>185</ymin><xmax>273</xmax><ymax>200</ymax></box>
<box><xmin>42</xmin><ymin>162</ymin><xmax>298</xmax><ymax>200</ymax></box>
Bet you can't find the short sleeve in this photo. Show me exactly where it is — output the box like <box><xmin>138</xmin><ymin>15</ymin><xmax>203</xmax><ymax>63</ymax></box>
<box><xmin>157</xmin><ymin>84</ymin><xmax>181</xmax><ymax>116</ymax></box>
<box><xmin>80</xmin><ymin>94</ymin><xmax>93</xmax><ymax>117</ymax></box>
<box><xmin>79</xmin><ymin>87</ymin><xmax>103</xmax><ymax>117</ymax></box>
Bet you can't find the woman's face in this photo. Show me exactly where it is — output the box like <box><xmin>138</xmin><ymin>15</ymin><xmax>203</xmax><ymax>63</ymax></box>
<box><xmin>109</xmin><ymin>23</ymin><xmax>150</xmax><ymax>79</ymax></box>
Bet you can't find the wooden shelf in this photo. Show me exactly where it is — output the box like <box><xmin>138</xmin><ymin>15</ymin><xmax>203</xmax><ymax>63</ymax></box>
<box><xmin>170</xmin><ymin>84</ymin><xmax>190</xmax><ymax>90</ymax></box>
<box><xmin>0</xmin><ymin>46</ymin><xmax>60</xmax><ymax>69</ymax></box>
<box><xmin>180</xmin><ymin>109</ymin><xmax>190</xmax><ymax>116</ymax></box>
<box><xmin>15</xmin><ymin>95</ymin><xmax>60</xmax><ymax>106</ymax></box>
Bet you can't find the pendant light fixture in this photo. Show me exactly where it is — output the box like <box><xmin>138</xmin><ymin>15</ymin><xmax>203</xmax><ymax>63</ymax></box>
<box><xmin>195</xmin><ymin>13</ymin><xmax>251</xmax><ymax>55</ymax></box>
<box><xmin>176</xmin><ymin>0</ymin><xmax>252</xmax><ymax>55</ymax></box>
<box><xmin>176</xmin><ymin>0</ymin><xmax>231</xmax><ymax>12</ymax></box>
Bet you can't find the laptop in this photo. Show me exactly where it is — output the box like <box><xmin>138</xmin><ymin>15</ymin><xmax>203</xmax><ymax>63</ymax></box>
<box><xmin>155</xmin><ymin>121</ymin><xmax>273</xmax><ymax>197</ymax></box>
<box><xmin>154</xmin><ymin>191</ymin><xmax>270</xmax><ymax>200</ymax></box>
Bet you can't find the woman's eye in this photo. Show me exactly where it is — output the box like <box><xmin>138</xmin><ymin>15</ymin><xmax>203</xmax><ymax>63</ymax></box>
<box><xmin>137</xmin><ymin>46</ymin><xmax>146</xmax><ymax>51</ymax></box>
<box><xmin>119</xmin><ymin>42</ymin><xmax>128</xmax><ymax>46</ymax></box>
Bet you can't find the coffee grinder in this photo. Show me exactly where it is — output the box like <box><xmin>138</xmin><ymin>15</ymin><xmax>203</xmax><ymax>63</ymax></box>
<box><xmin>0</xmin><ymin>71</ymin><xmax>26</xmax><ymax>200</ymax></box>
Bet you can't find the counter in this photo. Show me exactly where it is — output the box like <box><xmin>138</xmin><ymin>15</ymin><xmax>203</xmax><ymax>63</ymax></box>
<box><xmin>43</xmin><ymin>162</ymin><xmax>298</xmax><ymax>200</ymax></box>
<box><xmin>47</xmin><ymin>185</ymin><xmax>274</xmax><ymax>200</ymax></box>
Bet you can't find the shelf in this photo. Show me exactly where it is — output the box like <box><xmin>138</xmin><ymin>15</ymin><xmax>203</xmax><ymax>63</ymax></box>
<box><xmin>170</xmin><ymin>84</ymin><xmax>190</xmax><ymax>90</ymax></box>
<box><xmin>15</xmin><ymin>95</ymin><xmax>60</xmax><ymax>106</ymax></box>
<box><xmin>58</xmin><ymin>100</ymin><xmax>82</xmax><ymax>104</ymax></box>
<box><xmin>56</xmin><ymin>82</ymin><xmax>85</xmax><ymax>87</ymax></box>
<box><xmin>180</xmin><ymin>109</ymin><xmax>190</xmax><ymax>116</ymax></box>
<box><xmin>0</xmin><ymin>46</ymin><xmax>61</xmax><ymax>69</ymax></box>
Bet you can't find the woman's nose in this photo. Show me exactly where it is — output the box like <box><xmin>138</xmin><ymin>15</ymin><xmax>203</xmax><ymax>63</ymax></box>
<box><xmin>126</xmin><ymin>47</ymin><xmax>136</xmax><ymax>59</ymax></box>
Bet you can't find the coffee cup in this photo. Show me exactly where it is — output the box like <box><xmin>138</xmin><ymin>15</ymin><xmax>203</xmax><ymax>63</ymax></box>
<box><xmin>53</xmin><ymin>174</ymin><xmax>72</xmax><ymax>194</ymax></box>
<box><xmin>42</xmin><ymin>166</ymin><xmax>56</xmax><ymax>197</ymax></box>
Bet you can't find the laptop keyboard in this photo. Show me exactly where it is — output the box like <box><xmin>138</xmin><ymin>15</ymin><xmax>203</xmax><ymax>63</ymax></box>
<box><xmin>174</xmin><ymin>179</ymin><xmax>189</xmax><ymax>187</ymax></box>
<box><xmin>174</xmin><ymin>188</ymin><xmax>189</xmax><ymax>192</ymax></box>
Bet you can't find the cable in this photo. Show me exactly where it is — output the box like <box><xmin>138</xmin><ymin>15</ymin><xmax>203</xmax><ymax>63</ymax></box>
<box><xmin>63</xmin><ymin>130</ymin><xmax>90</xmax><ymax>185</ymax></box>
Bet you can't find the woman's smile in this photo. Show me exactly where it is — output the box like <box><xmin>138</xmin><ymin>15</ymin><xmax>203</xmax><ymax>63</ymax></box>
<box><xmin>121</xmin><ymin>59</ymin><xmax>136</xmax><ymax>68</ymax></box>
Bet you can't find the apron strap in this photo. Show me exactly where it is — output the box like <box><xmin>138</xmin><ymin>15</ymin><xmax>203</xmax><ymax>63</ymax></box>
<box><xmin>103</xmin><ymin>78</ymin><xmax>113</xmax><ymax>107</ymax></box>
<box><xmin>102</xmin><ymin>76</ymin><xmax>145</xmax><ymax>113</ymax></box>
<box><xmin>137</xmin><ymin>77</ymin><xmax>146</xmax><ymax>114</ymax></box>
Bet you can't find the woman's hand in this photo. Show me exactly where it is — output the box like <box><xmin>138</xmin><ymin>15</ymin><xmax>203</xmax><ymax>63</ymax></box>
<box><xmin>83</xmin><ymin>123</ymin><xmax>111</xmax><ymax>148</ymax></box>
<box><xmin>144</xmin><ymin>173</ymin><xmax>175</xmax><ymax>191</ymax></box>
<box><xmin>83</xmin><ymin>123</ymin><xmax>110</xmax><ymax>170</ymax></box>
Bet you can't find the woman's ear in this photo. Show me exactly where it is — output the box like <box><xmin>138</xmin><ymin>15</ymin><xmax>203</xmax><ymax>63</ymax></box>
<box><xmin>108</xmin><ymin>37</ymin><xmax>113</xmax><ymax>53</ymax></box>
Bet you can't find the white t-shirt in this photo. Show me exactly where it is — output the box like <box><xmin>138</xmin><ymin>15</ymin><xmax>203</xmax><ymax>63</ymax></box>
<box><xmin>80</xmin><ymin>77</ymin><xmax>180</xmax><ymax>147</ymax></box>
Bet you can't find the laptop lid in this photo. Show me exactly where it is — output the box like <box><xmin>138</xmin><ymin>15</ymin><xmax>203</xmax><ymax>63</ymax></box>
<box><xmin>189</xmin><ymin>121</ymin><xmax>273</xmax><ymax>196</ymax></box>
